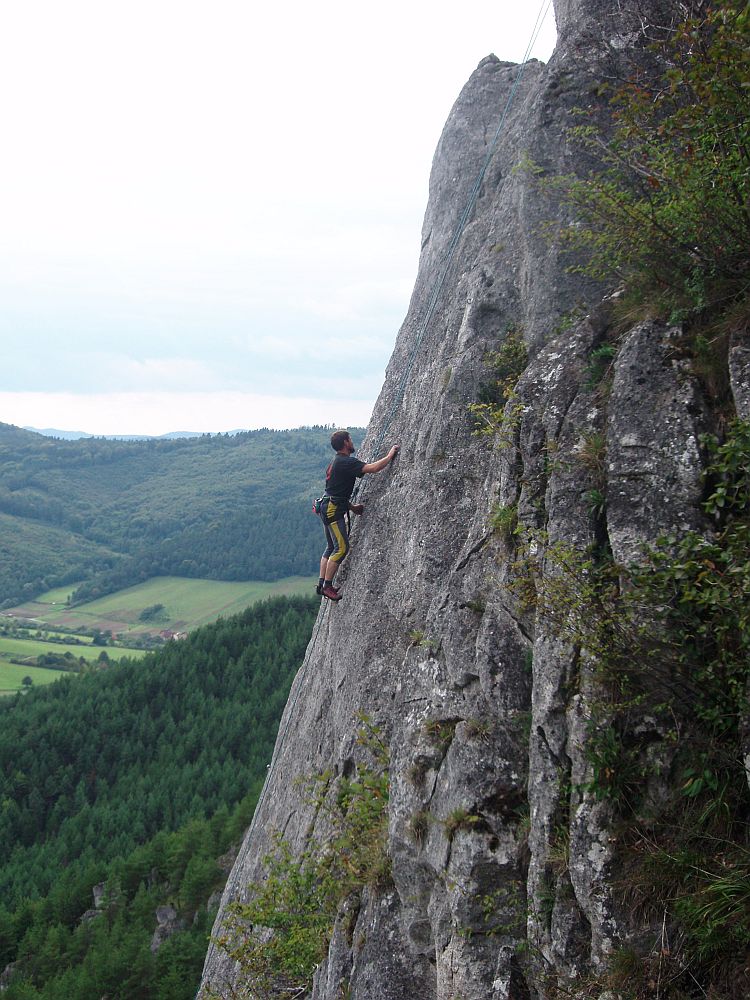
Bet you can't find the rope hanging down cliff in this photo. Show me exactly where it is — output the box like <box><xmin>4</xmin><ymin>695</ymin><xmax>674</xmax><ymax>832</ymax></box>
<box><xmin>354</xmin><ymin>0</ymin><xmax>554</xmax><ymax>489</ymax></box>
<box><xmin>220</xmin><ymin>3</ymin><xmax>555</xmax><ymax>909</ymax></box>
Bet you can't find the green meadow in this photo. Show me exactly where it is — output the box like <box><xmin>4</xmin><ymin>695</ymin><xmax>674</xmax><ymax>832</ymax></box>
<box><xmin>0</xmin><ymin>640</ymin><xmax>146</xmax><ymax>695</ymax></box>
<box><xmin>9</xmin><ymin>575</ymin><xmax>318</xmax><ymax>638</ymax></box>
<box><xmin>0</xmin><ymin>636</ymin><xmax>131</xmax><ymax>661</ymax></box>
<box><xmin>0</xmin><ymin>660</ymin><xmax>72</xmax><ymax>694</ymax></box>
<box><xmin>35</xmin><ymin>582</ymin><xmax>87</xmax><ymax>604</ymax></box>
<box><xmin>1</xmin><ymin>575</ymin><xmax>316</xmax><ymax>693</ymax></box>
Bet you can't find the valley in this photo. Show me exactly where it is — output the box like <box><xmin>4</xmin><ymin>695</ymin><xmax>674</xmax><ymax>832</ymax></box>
<box><xmin>0</xmin><ymin>574</ymin><xmax>315</xmax><ymax>693</ymax></box>
<box><xmin>0</xmin><ymin>423</ymin><xmax>353</xmax><ymax>608</ymax></box>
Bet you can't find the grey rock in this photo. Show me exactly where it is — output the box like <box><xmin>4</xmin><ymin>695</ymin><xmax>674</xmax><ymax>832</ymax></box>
<box><xmin>79</xmin><ymin>881</ymin><xmax>111</xmax><ymax>923</ymax></box>
<box><xmin>312</xmin><ymin>890</ymin><xmax>435</xmax><ymax>1000</ymax></box>
<box><xmin>0</xmin><ymin>962</ymin><xmax>20</xmax><ymax>993</ymax></box>
<box><xmin>92</xmin><ymin>881</ymin><xmax>107</xmax><ymax>909</ymax></box>
<box><xmin>730</xmin><ymin>339</ymin><xmax>750</xmax><ymax>419</ymax></box>
<box><xmin>606</xmin><ymin>320</ymin><xmax>709</xmax><ymax>563</ymax></box>
<box><xmin>150</xmin><ymin>905</ymin><xmax>187</xmax><ymax>954</ymax></box>
<box><xmin>206</xmin><ymin>890</ymin><xmax>223</xmax><ymax>913</ymax></box>
<box><xmin>730</xmin><ymin>334</ymin><xmax>750</xmax><ymax>792</ymax></box>
<box><xmin>199</xmin><ymin>2</ymin><xmax>720</xmax><ymax>998</ymax></box>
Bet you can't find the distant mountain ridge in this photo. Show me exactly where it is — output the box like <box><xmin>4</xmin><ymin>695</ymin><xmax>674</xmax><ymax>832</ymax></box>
<box><xmin>25</xmin><ymin>427</ymin><xmax>247</xmax><ymax>441</ymax></box>
<box><xmin>0</xmin><ymin>423</ymin><xmax>364</xmax><ymax>607</ymax></box>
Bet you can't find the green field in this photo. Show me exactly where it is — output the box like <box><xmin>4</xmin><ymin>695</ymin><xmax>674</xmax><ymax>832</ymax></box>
<box><xmin>0</xmin><ymin>636</ymin><xmax>145</xmax><ymax>662</ymax></box>
<box><xmin>36</xmin><ymin>582</ymin><xmax>87</xmax><ymax>604</ymax></box>
<box><xmin>8</xmin><ymin>575</ymin><xmax>318</xmax><ymax>638</ymax></box>
<box><xmin>1</xmin><ymin>575</ymin><xmax>316</xmax><ymax>693</ymax></box>
<box><xmin>43</xmin><ymin>631</ymin><xmax>94</xmax><ymax>644</ymax></box>
<box><xmin>0</xmin><ymin>636</ymin><xmax>147</xmax><ymax>695</ymax></box>
<box><xmin>0</xmin><ymin>660</ymin><xmax>72</xmax><ymax>694</ymax></box>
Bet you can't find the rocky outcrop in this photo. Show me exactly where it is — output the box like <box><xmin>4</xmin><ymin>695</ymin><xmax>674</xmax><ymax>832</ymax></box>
<box><xmin>200</xmin><ymin>3</ymin><xmax>735</xmax><ymax>998</ymax></box>
<box><xmin>151</xmin><ymin>905</ymin><xmax>187</xmax><ymax>954</ymax></box>
<box><xmin>75</xmin><ymin>881</ymin><xmax>188</xmax><ymax>956</ymax></box>
<box><xmin>79</xmin><ymin>881</ymin><xmax>108</xmax><ymax>923</ymax></box>
<box><xmin>0</xmin><ymin>963</ymin><xmax>19</xmax><ymax>993</ymax></box>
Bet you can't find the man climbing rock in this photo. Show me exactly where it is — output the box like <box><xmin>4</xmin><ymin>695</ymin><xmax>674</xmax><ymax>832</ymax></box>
<box><xmin>317</xmin><ymin>429</ymin><xmax>399</xmax><ymax>601</ymax></box>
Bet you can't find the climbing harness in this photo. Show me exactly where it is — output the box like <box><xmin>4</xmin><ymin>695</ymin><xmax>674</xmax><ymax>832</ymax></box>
<box><xmin>233</xmin><ymin>0</ymin><xmax>554</xmax><ymax>875</ymax></box>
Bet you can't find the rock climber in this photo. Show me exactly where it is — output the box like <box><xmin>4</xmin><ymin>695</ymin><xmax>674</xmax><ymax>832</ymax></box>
<box><xmin>316</xmin><ymin>429</ymin><xmax>399</xmax><ymax>602</ymax></box>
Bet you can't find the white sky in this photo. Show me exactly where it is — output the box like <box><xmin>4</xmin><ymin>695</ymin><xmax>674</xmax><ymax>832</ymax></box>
<box><xmin>0</xmin><ymin>1</ymin><xmax>557</xmax><ymax>436</ymax></box>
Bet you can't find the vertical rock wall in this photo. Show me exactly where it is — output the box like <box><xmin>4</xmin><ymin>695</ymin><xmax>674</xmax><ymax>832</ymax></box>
<box><xmin>199</xmin><ymin>3</ymin><xmax>737</xmax><ymax>997</ymax></box>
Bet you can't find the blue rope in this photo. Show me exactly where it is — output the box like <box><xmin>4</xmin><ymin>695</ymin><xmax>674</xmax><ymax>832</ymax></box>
<box><xmin>358</xmin><ymin>0</ymin><xmax>554</xmax><ymax>478</ymax></box>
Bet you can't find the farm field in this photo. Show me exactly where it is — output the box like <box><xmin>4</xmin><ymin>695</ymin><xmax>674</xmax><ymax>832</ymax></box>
<box><xmin>0</xmin><ymin>636</ymin><xmax>144</xmax><ymax>661</ymax></box>
<box><xmin>0</xmin><ymin>639</ymin><xmax>146</xmax><ymax>695</ymax></box>
<box><xmin>0</xmin><ymin>660</ymin><xmax>73</xmax><ymax>694</ymax></box>
<box><xmin>42</xmin><ymin>631</ymin><xmax>94</xmax><ymax>644</ymax></box>
<box><xmin>1</xmin><ymin>575</ymin><xmax>315</xmax><ymax>694</ymax></box>
<box><xmin>7</xmin><ymin>575</ymin><xmax>318</xmax><ymax>639</ymax></box>
<box><xmin>35</xmin><ymin>582</ymin><xmax>86</xmax><ymax>604</ymax></box>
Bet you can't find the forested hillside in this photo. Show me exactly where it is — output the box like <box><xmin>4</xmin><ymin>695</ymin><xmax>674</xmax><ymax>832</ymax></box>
<box><xmin>0</xmin><ymin>594</ymin><xmax>318</xmax><ymax>999</ymax></box>
<box><xmin>0</xmin><ymin>424</ymin><xmax>361</xmax><ymax>606</ymax></box>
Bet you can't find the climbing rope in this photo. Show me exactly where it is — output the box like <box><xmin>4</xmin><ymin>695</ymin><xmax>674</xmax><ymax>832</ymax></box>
<box><xmin>356</xmin><ymin>0</ymin><xmax>554</xmax><ymax>484</ymax></box>
<box><xmin>224</xmin><ymin>0</ymin><xmax>554</xmax><ymax>897</ymax></box>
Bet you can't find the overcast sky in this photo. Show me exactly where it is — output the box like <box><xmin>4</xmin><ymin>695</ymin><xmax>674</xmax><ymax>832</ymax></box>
<box><xmin>0</xmin><ymin>1</ymin><xmax>556</xmax><ymax>437</ymax></box>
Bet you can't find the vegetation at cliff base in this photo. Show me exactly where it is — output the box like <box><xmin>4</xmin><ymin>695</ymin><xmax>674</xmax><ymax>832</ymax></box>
<box><xmin>211</xmin><ymin>717</ymin><xmax>390</xmax><ymax>999</ymax></box>
<box><xmin>0</xmin><ymin>595</ymin><xmax>318</xmax><ymax>998</ymax></box>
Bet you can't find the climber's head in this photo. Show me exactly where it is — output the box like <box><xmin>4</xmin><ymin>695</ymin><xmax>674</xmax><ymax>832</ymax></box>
<box><xmin>331</xmin><ymin>430</ymin><xmax>355</xmax><ymax>454</ymax></box>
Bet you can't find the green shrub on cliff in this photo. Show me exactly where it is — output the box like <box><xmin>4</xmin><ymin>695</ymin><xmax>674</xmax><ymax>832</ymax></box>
<box><xmin>560</xmin><ymin>0</ymin><xmax>750</xmax><ymax>325</ymax></box>
<box><xmin>213</xmin><ymin>717</ymin><xmax>390</xmax><ymax>999</ymax></box>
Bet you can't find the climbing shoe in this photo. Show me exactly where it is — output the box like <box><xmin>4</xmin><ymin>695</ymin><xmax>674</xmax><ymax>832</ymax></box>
<box><xmin>316</xmin><ymin>582</ymin><xmax>339</xmax><ymax>596</ymax></box>
<box><xmin>322</xmin><ymin>584</ymin><xmax>342</xmax><ymax>602</ymax></box>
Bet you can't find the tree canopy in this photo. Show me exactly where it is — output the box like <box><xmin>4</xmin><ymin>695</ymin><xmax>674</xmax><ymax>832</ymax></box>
<box><xmin>0</xmin><ymin>594</ymin><xmax>318</xmax><ymax>998</ymax></box>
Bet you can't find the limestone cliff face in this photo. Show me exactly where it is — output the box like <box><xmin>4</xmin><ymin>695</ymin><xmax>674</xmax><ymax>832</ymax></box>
<box><xmin>200</xmin><ymin>3</ymin><xmax>746</xmax><ymax>997</ymax></box>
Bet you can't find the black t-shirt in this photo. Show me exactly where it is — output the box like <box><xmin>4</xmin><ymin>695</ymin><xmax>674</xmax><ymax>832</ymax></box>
<box><xmin>326</xmin><ymin>454</ymin><xmax>366</xmax><ymax>504</ymax></box>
